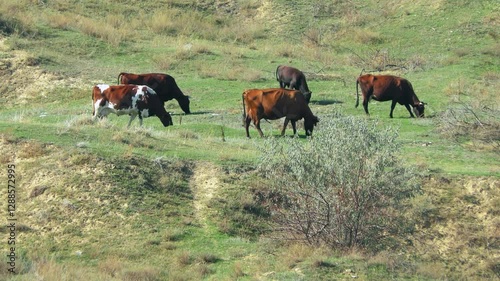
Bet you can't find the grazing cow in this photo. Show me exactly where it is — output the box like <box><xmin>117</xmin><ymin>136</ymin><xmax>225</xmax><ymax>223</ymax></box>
<box><xmin>356</xmin><ymin>74</ymin><xmax>425</xmax><ymax>118</ymax></box>
<box><xmin>118</xmin><ymin>72</ymin><xmax>191</xmax><ymax>114</ymax></box>
<box><xmin>92</xmin><ymin>84</ymin><xmax>173</xmax><ymax>127</ymax></box>
<box><xmin>242</xmin><ymin>88</ymin><xmax>319</xmax><ymax>138</ymax></box>
<box><xmin>275</xmin><ymin>65</ymin><xmax>312</xmax><ymax>103</ymax></box>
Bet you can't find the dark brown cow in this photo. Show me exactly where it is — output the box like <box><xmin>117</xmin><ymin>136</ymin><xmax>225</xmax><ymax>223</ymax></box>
<box><xmin>242</xmin><ymin>88</ymin><xmax>319</xmax><ymax>138</ymax></box>
<box><xmin>275</xmin><ymin>65</ymin><xmax>312</xmax><ymax>103</ymax></box>
<box><xmin>118</xmin><ymin>72</ymin><xmax>190</xmax><ymax>114</ymax></box>
<box><xmin>92</xmin><ymin>84</ymin><xmax>173</xmax><ymax>127</ymax></box>
<box><xmin>356</xmin><ymin>74</ymin><xmax>425</xmax><ymax>118</ymax></box>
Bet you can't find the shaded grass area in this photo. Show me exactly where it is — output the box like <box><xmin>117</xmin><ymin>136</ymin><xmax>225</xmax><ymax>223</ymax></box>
<box><xmin>0</xmin><ymin>135</ymin><xmax>433</xmax><ymax>280</ymax></box>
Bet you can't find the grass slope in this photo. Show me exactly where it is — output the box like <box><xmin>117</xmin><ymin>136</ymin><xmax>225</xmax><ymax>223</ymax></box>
<box><xmin>0</xmin><ymin>0</ymin><xmax>498</xmax><ymax>280</ymax></box>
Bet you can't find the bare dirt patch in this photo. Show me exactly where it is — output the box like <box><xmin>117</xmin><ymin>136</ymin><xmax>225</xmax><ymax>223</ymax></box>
<box><xmin>191</xmin><ymin>162</ymin><xmax>221</xmax><ymax>227</ymax></box>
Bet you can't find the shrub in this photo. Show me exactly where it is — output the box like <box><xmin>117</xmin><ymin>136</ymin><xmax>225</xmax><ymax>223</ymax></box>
<box><xmin>258</xmin><ymin>116</ymin><xmax>421</xmax><ymax>250</ymax></box>
<box><xmin>434</xmin><ymin>103</ymin><xmax>500</xmax><ymax>151</ymax></box>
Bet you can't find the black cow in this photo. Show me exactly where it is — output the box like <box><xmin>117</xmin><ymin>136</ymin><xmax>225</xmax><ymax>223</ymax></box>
<box><xmin>275</xmin><ymin>65</ymin><xmax>312</xmax><ymax>103</ymax></box>
<box><xmin>118</xmin><ymin>72</ymin><xmax>190</xmax><ymax>114</ymax></box>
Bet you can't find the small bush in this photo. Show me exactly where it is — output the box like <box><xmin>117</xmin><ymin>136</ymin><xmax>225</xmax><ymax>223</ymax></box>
<box><xmin>435</xmin><ymin>104</ymin><xmax>500</xmax><ymax>151</ymax></box>
<box><xmin>258</xmin><ymin>116</ymin><xmax>421</xmax><ymax>250</ymax></box>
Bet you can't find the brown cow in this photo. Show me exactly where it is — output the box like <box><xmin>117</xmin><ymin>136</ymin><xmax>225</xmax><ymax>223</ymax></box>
<box><xmin>275</xmin><ymin>65</ymin><xmax>312</xmax><ymax>103</ymax></box>
<box><xmin>356</xmin><ymin>74</ymin><xmax>425</xmax><ymax>118</ymax></box>
<box><xmin>118</xmin><ymin>72</ymin><xmax>190</xmax><ymax>114</ymax></box>
<box><xmin>92</xmin><ymin>84</ymin><xmax>173</xmax><ymax>127</ymax></box>
<box><xmin>242</xmin><ymin>88</ymin><xmax>319</xmax><ymax>138</ymax></box>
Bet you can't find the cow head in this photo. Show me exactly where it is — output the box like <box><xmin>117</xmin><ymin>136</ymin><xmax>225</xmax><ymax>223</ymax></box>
<box><xmin>413</xmin><ymin>102</ymin><xmax>426</xmax><ymax>118</ymax></box>
<box><xmin>305</xmin><ymin>115</ymin><xmax>320</xmax><ymax>136</ymax></box>
<box><xmin>139</xmin><ymin>86</ymin><xmax>174</xmax><ymax>127</ymax></box>
<box><xmin>149</xmin><ymin>96</ymin><xmax>173</xmax><ymax>127</ymax></box>
<box><xmin>159</xmin><ymin>112</ymin><xmax>173</xmax><ymax>127</ymax></box>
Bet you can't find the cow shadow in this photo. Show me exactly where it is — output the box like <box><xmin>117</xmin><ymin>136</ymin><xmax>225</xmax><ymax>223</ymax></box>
<box><xmin>170</xmin><ymin>111</ymin><xmax>212</xmax><ymax>116</ymax></box>
<box><xmin>269</xmin><ymin>134</ymin><xmax>309</xmax><ymax>139</ymax></box>
<box><xmin>311</xmin><ymin>99</ymin><xmax>343</xmax><ymax>106</ymax></box>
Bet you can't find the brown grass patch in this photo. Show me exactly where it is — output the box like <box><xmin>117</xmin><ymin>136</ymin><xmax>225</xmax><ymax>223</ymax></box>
<box><xmin>353</xmin><ymin>28</ymin><xmax>385</xmax><ymax>45</ymax></box>
<box><xmin>411</xmin><ymin>176</ymin><xmax>500</xmax><ymax>280</ymax></box>
<box><xmin>46</xmin><ymin>12</ymin><xmax>73</xmax><ymax>30</ymax></box>
<box><xmin>150</xmin><ymin>9</ymin><xmax>179</xmax><ymax>35</ymax></box>
<box><xmin>278</xmin><ymin>243</ymin><xmax>315</xmax><ymax>269</ymax></box>
<box><xmin>176</xmin><ymin>251</ymin><xmax>193</xmax><ymax>267</ymax></box>
<box><xmin>98</xmin><ymin>257</ymin><xmax>123</xmax><ymax>278</ymax></box>
<box><xmin>122</xmin><ymin>267</ymin><xmax>161</xmax><ymax>281</ymax></box>
<box><xmin>75</xmin><ymin>15</ymin><xmax>126</xmax><ymax>47</ymax></box>
<box><xmin>18</xmin><ymin>140</ymin><xmax>47</xmax><ymax>159</ymax></box>
<box><xmin>197</xmin><ymin>253</ymin><xmax>220</xmax><ymax>264</ymax></box>
<box><xmin>415</xmin><ymin>262</ymin><xmax>448</xmax><ymax>279</ymax></box>
<box><xmin>454</xmin><ymin>47</ymin><xmax>472</xmax><ymax>57</ymax></box>
<box><xmin>481</xmin><ymin>43</ymin><xmax>500</xmax><ymax>57</ymax></box>
<box><xmin>231</xmin><ymin>262</ymin><xmax>246</xmax><ymax>279</ymax></box>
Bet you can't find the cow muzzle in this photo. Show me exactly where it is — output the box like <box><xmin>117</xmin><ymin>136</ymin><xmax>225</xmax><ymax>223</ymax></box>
<box><xmin>161</xmin><ymin>115</ymin><xmax>173</xmax><ymax>127</ymax></box>
<box><xmin>414</xmin><ymin>103</ymin><xmax>425</xmax><ymax>118</ymax></box>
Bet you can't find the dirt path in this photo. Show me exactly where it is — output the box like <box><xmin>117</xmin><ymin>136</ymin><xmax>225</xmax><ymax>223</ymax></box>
<box><xmin>191</xmin><ymin>162</ymin><xmax>221</xmax><ymax>227</ymax></box>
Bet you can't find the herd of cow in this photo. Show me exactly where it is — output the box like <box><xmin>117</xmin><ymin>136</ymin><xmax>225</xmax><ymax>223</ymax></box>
<box><xmin>92</xmin><ymin>65</ymin><xmax>426</xmax><ymax>137</ymax></box>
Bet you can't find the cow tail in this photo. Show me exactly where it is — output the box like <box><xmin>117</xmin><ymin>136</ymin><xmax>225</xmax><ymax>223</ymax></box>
<box><xmin>355</xmin><ymin>79</ymin><xmax>360</xmax><ymax>108</ymax></box>
<box><xmin>275</xmin><ymin>65</ymin><xmax>280</xmax><ymax>81</ymax></box>
<box><xmin>242</xmin><ymin>92</ymin><xmax>246</xmax><ymax>126</ymax></box>
<box><xmin>117</xmin><ymin>72</ymin><xmax>124</xmax><ymax>84</ymax></box>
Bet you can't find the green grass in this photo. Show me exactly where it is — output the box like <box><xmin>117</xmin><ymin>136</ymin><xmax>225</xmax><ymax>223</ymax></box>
<box><xmin>0</xmin><ymin>0</ymin><xmax>499</xmax><ymax>280</ymax></box>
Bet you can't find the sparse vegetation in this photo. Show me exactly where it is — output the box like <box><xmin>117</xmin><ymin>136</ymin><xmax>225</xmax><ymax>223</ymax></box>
<box><xmin>259</xmin><ymin>117</ymin><xmax>421</xmax><ymax>250</ymax></box>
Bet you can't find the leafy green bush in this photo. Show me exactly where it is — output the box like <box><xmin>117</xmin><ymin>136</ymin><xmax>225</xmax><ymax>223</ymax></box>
<box><xmin>258</xmin><ymin>116</ymin><xmax>421</xmax><ymax>250</ymax></box>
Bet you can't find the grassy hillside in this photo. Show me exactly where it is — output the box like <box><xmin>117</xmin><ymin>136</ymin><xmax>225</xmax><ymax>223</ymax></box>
<box><xmin>0</xmin><ymin>0</ymin><xmax>498</xmax><ymax>280</ymax></box>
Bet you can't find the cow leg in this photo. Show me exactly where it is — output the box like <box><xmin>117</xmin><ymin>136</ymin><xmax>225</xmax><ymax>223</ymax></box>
<box><xmin>389</xmin><ymin>100</ymin><xmax>398</xmax><ymax>118</ymax></box>
<box><xmin>92</xmin><ymin>108</ymin><xmax>100</xmax><ymax>121</ymax></box>
<box><xmin>255</xmin><ymin>119</ymin><xmax>265</xmax><ymax>138</ymax></box>
<box><xmin>127</xmin><ymin>114</ymin><xmax>137</xmax><ymax>128</ymax></box>
<box><xmin>245</xmin><ymin>116</ymin><xmax>252</xmax><ymax>138</ymax></box>
<box><xmin>362</xmin><ymin>98</ymin><xmax>370</xmax><ymax>115</ymax></box>
<box><xmin>95</xmin><ymin>107</ymin><xmax>113</xmax><ymax>120</ymax></box>
<box><xmin>291</xmin><ymin>120</ymin><xmax>297</xmax><ymax>135</ymax></box>
<box><xmin>281</xmin><ymin>118</ymin><xmax>289</xmax><ymax>136</ymax></box>
<box><xmin>404</xmin><ymin>104</ymin><xmax>415</xmax><ymax>118</ymax></box>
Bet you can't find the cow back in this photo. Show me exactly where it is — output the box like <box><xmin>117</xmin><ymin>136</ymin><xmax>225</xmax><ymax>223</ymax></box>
<box><xmin>119</xmin><ymin>72</ymin><xmax>190</xmax><ymax>114</ymax></box>
<box><xmin>245</xmin><ymin>88</ymin><xmax>310</xmax><ymax>120</ymax></box>
<box><xmin>119</xmin><ymin>73</ymin><xmax>183</xmax><ymax>100</ymax></box>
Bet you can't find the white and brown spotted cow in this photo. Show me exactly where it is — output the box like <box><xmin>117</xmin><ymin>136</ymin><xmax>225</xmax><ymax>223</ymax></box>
<box><xmin>92</xmin><ymin>84</ymin><xmax>173</xmax><ymax>127</ymax></box>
